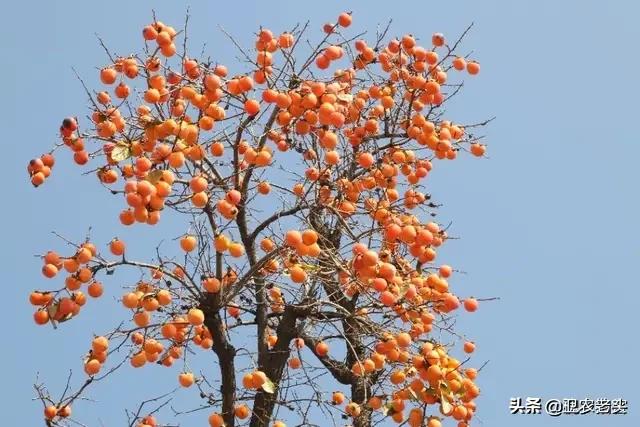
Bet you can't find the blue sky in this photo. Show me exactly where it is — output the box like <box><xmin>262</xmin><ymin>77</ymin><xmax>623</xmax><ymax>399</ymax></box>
<box><xmin>2</xmin><ymin>0</ymin><xmax>639</xmax><ymax>426</ymax></box>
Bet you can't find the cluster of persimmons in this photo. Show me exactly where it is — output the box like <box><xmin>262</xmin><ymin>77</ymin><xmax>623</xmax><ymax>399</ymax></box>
<box><xmin>28</xmin><ymin>10</ymin><xmax>488</xmax><ymax>427</ymax></box>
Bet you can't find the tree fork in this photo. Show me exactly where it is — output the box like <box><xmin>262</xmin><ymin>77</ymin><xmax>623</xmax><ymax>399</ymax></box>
<box><xmin>250</xmin><ymin>303</ymin><xmax>308</xmax><ymax>427</ymax></box>
<box><xmin>204</xmin><ymin>296</ymin><xmax>237</xmax><ymax>426</ymax></box>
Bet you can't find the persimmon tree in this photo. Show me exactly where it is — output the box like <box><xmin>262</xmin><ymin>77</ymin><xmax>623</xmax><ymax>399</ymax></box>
<box><xmin>27</xmin><ymin>10</ymin><xmax>493</xmax><ymax>427</ymax></box>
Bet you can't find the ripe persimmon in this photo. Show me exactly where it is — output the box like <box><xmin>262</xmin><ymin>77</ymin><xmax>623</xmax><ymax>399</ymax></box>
<box><xmin>42</xmin><ymin>263</ymin><xmax>58</xmax><ymax>278</ymax></box>
<box><xmin>467</xmin><ymin>61</ymin><xmax>480</xmax><ymax>75</ymax></box>
<box><xmin>224</xmin><ymin>241</ymin><xmax>242</xmax><ymax>257</ymax></box>
<box><xmin>178</xmin><ymin>372</ymin><xmax>195</xmax><ymax>387</ymax></box>
<box><xmin>301</xmin><ymin>229</ymin><xmax>318</xmax><ymax>245</ymax></box>
<box><xmin>225</xmin><ymin>189</ymin><xmax>242</xmax><ymax>205</ymax></box>
<box><xmin>337</xmin><ymin>12</ymin><xmax>352</xmax><ymax>27</ymax></box>
<box><xmin>77</xmin><ymin>267</ymin><xmax>93</xmax><ymax>283</ymax></box>
<box><xmin>288</xmin><ymin>357</ymin><xmax>302</xmax><ymax>369</ymax></box>
<box><xmin>34</xmin><ymin>310</ymin><xmax>49</xmax><ymax>325</ymax></box>
<box><xmin>332</xmin><ymin>391</ymin><xmax>345</xmax><ymax>405</ymax></box>
<box><xmin>208</xmin><ymin>413</ymin><xmax>224</xmax><ymax>427</ymax></box>
<box><xmin>88</xmin><ymin>281</ymin><xmax>103</xmax><ymax>298</ymax></box>
<box><xmin>470</xmin><ymin>143</ymin><xmax>486</xmax><ymax>157</ymax></box>
<box><xmin>289</xmin><ymin>265</ymin><xmax>307</xmax><ymax>283</ymax></box>
<box><xmin>257</xmin><ymin>181</ymin><xmax>271</xmax><ymax>194</ymax></box>
<box><xmin>44</xmin><ymin>405</ymin><xmax>58</xmax><ymax>420</ymax></box>
<box><xmin>345</xmin><ymin>402</ymin><xmax>361</xmax><ymax>417</ymax></box>
<box><xmin>452</xmin><ymin>57</ymin><xmax>466</xmax><ymax>71</ymax></box>
<box><xmin>100</xmin><ymin>68</ymin><xmax>117</xmax><ymax>84</ymax></box>
<box><xmin>141</xmin><ymin>415</ymin><xmax>157</xmax><ymax>426</ymax></box>
<box><xmin>463</xmin><ymin>341</ymin><xmax>476</xmax><ymax>353</ymax></box>
<box><xmin>130</xmin><ymin>351</ymin><xmax>147</xmax><ymax>368</ymax></box>
<box><xmin>84</xmin><ymin>359</ymin><xmax>101</xmax><ymax>375</ymax></box>
<box><xmin>110</xmin><ymin>238</ymin><xmax>125</xmax><ymax>256</ymax></box>
<box><xmin>250</xmin><ymin>370</ymin><xmax>268</xmax><ymax>388</ymax></box>
<box><xmin>315</xmin><ymin>341</ymin><xmax>329</xmax><ymax>357</ymax></box>
<box><xmin>141</xmin><ymin>297</ymin><xmax>159</xmax><ymax>311</ymax></box>
<box><xmin>244</xmin><ymin>99</ymin><xmax>260</xmax><ymax>115</ymax></box>
<box><xmin>190</xmin><ymin>176</ymin><xmax>208</xmax><ymax>193</ymax></box>
<box><xmin>92</xmin><ymin>336</ymin><xmax>109</xmax><ymax>353</ymax></box>
<box><xmin>180</xmin><ymin>235</ymin><xmax>197</xmax><ymax>252</ymax></box>
<box><xmin>357</xmin><ymin>152</ymin><xmax>375</xmax><ymax>168</ymax></box>
<box><xmin>187</xmin><ymin>308</ymin><xmax>205</xmax><ymax>325</ymax></box>
<box><xmin>214</xmin><ymin>234</ymin><xmax>230</xmax><ymax>252</ymax></box>
<box><xmin>242</xmin><ymin>373</ymin><xmax>254</xmax><ymax>388</ymax></box>
<box><xmin>463</xmin><ymin>298</ymin><xmax>478</xmax><ymax>312</ymax></box>
<box><xmin>285</xmin><ymin>230</ymin><xmax>302</xmax><ymax>247</ymax></box>
<box><xmin>380</xmin><ymin>291</ymin><xmax>397</xmax><ymax>306</ymax></box>
<box><xmin>396</xmin><ymin>332</ymin><xmax>412</xmax><ymax>347</ymax></box>
<box><xmin>58</xmin><ymin>405</ymin><xmax>72</xmax><ymax>418</ymax></box>
<box><xmin>191</xmin><ymin>192</ymin><xmax>209</xmax><ymax>208</ymax></box>
<box><xmin>234</xmin><ymin>404</ymin><xmax>250</xmax><ymax>419</ymax></box>
<box><xmin>156</xmin><ymin>289</ymin><xmax>171</xmax><ymax>306</ymax></box>
<box><xmin>202</xmin><ymin>277</ymin><xmax>221</xmax><ymax>293</ymax></box>
<box><xmin>133</xmin><ymin>311</ymin><xmax>150</xmax><ymax>327</ymax></box>
<box><xmin>122</xmin><ymin>292</ymin><xmax>139</xmax><ymax>309</ymax></box>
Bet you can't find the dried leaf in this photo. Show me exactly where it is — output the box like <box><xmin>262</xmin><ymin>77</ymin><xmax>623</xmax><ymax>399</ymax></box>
<box><xmin>440</xmin><ymin>396</ymin><xmax>453</xmax><ymax>415</ymax></box>
<box><xmin>46</xmin><ymin>302</ymin><xmax>59</xmax><ymax>321</ymax></box>
<box><xmin>397</xmin><ymin>281</ymin><xmax>409</xmax><ymax>298</ymax></box>
<box><xmin>146</xmin><ymin>170</ymin><xmax>164</xmax><ymax>184</ymax></box>
<box><xmin>300</xmin><ymin>263</ymin><xmax>320</xmax><ymax>272</ymax></box>
<box><xmin>408</xmin><ymin>387</ymin><xmax>418</xmax><ymax>400</ymax></box>
<box><xmin>261</xmin><ymin>378</ymin><xmax>276</xmax><ymax>394</ymax></box>
<box><xmin>380</xmin><ymin>402</ymin><xmax>391</xmax><ymax>416</ymax></box>
<box><xmin>111</xmin><ymin>144</ymin><xmax>131</xmax><ymax>162</ymax></box>
<box><xmin>58</xmin><ymin>313</ymin><xmax>74</xmax><ymax>323</ymax></box>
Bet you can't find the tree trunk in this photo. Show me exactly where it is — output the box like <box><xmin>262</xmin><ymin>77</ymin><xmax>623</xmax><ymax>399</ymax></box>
<box><xmin>249</xmin><ymin>304</ymin><xmax>303</xmax><ymax>427</ymax></box>
<box><xmin>352</xmin><ymin>377</ymin><xmax>373</xmax><ymax>427</ymax></box>
<box><xmin>205</xmin><ymin>311</ymin><xmax>237</xmax><ymax>427</ymax></box>
<box><xmin>344</xmin><ymin>313</ymin><xmax>371</xmax><ymax>427</ymax></box>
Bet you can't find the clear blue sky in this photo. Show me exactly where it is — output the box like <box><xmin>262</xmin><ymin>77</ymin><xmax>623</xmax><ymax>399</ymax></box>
<box><xmin>2</xmin><ymin>0</ymin><xmax>638</xmax><ymax>425</ymax></box>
